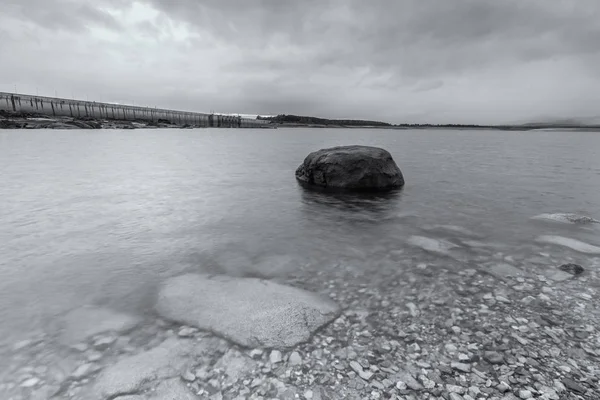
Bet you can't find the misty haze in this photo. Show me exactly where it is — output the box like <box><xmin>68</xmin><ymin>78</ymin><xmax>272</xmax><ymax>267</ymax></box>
<box><xmin>1</xmin><ymin>1</ymin><xmax>600</xmax><ymax>400</ymax></box>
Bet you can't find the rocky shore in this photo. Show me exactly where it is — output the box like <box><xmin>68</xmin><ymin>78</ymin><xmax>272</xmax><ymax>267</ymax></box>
<box><xmin>1</xmin><ymin>111</ymin><xmax>203</xmax><ymax>130</ymax></box>
<box><xmin>2</xmin><ymin>216</ymin><xmax>600</xmax><ymax>400</ymax></box>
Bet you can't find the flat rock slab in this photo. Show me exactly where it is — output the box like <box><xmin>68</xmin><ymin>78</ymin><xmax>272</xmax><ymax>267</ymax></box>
<box><xmin>535</xmin><ymin>235</ymin><xmax>600</xmax><ymax>254</ymax></box>
<box><xmin>156</xmin><ymin>274</ymin><xmax>340</xmax><ymax>349</ymax></box>
<box><xmin>60</xmin><ymin>305</ymin><xmax>142</xmax><ymax>345</ymax></box>
<box><xmin>93</xmin><ymin>337</ymin><xmax>208</xmax><ymax>399</ymax></box>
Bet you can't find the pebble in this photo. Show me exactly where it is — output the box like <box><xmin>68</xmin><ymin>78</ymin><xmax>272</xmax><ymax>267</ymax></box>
<box><xmin>182</xmin><ymin>369</ymin><xmax>196</xmax><ymax>382</ymax></box>
<box><xmin>447</xmin><ymin>384</ymin><xmax>467</xmax><ymax>394</ymax></box>
<box><xmin>13</xmin><ymin>339</ymin><xmax>33</xmax><ymax>351</ymax></box>
<box><xmin>289</xmin><ymin>351</ymin><xmax>302</xmax><ymax>366</ymax></box>
<box><xmin>177</xmin><ymin>327</ymin><xmax>197</xmax><ymax>337</ymax></box>
<box><xmin>451</xmin><ymin>362</ymin><xmax>471</xmax><ymax>373</ymax></box>
<box><xmin>396</xmin><ymin>381</ymin><xmax>407</xmax><ymax>390</ymax></box>
<box><xmin>497</xmin><ymin>382</ymin><xmax>511</xmax><ymax>393</ymax></box>
<box><xmin>484</xmin><ymin>351</ymin><xmax>504</xmax><ymax>364</ymax></box>
<box><xmin>518</xmin><ymin>390</ymin><xmax>533</xmax><ymax>399</ymax></box>
<box><xmin>349</xmin><ymin>361</ymin><xmax>374</xmax><ymax>381</ymax></box>
<box><xmin>93</xmin><ymin>335</ymin><xmax>116</xmax><ymax>349</ymax></box>
<box><xmin>561</xmin><ymin>377</ymin><xmax>586</xmax><ymax>394</ymax></box>
<box><xmin>269</xmin><ymin>350</ymin><xmax>283</xmax><ymax>364</ymax></box>
<box><xmin>71</xmin><ymin>343</ymin><xmax>88</xmax><ymax>352</ymax></box>
<box><xmin>20</xmin><ymin>377</ymin><xmax>40</xmax><ymax>388</ymax></box>
<box><xmin>449</xmin><ymin>393</ymin><xmax>464</xmax><ymax>400</ymax></box>
<box><xmin>87</xmin><ymin>351</ymin><xmax>103</xmax><ymax>362</ymax></box>
<box><xmin>249</xmin><ymin>349</ymin><xmax>264</xmax><ymax>358</ymax></box>
<box><xmin>304</xmin><ymin>389</ymin><xmax>314</xmax><ymax>399</ymax></box>
<box><xmin>71</xmin><ymin>363</ymin><xmax>94</xmax><ymax>379</ymax></box>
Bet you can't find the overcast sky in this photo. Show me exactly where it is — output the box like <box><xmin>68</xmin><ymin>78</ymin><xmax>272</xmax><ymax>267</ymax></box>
<box><xmin>1</xmin><ymin>0</ymin><xmax>599</xmax><ymax>124</ymax></box>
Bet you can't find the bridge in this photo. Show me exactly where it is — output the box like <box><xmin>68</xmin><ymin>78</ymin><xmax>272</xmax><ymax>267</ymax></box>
<box><xmin>0</xmin><ymin>92</ymin><xmax>271</xmax><ymax>128</ymax></box>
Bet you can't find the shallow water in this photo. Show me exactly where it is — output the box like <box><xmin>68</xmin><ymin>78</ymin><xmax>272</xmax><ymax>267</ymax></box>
<box><xmin>1</xmin><ymin>127</ymin><xmax>600</xmax><ymax>343</ymax></box>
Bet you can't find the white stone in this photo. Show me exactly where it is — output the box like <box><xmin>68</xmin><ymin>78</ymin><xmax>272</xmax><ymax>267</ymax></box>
<box><xmin>519</xmin><ymin>389</ymin><xmax>533</xmax><ymax>399</ymax></box>
<box><xmin>289</xmin><ymin>351</ymin><xmax>302</xmax><ymax>365</ymax></box>
<box><xmin>71</xmin><ymin>363</ymin><xmax>94</xmax><ymax>379</ymax></box>
<box><xmin>156</xmin><ymin>274</ymin><xmax>340</xmax><ymax>348</ymax></box>
<box><xmin>20</xmin><ymin>378</ymin><xmax>40</xmax><ymax>388</ymax></box>
<box><xmin>266</xmin><ymin>350</ymin><xmax>282</xmax><ymax>365</ymax></box>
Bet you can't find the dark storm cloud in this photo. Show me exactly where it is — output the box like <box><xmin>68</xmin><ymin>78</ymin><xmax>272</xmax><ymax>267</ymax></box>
<box><xmin>147</xmin><ymin>0</ymin><xmax>600</xmax><ymax>74</ymax></box>
<box><xmin>2</xmin><ymin>0</ymin><xmax>600</xmax><ymax>123</ymax></box>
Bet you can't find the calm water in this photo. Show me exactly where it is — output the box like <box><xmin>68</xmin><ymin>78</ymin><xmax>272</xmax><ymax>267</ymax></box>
<box><xmin>1</xmin><ymin>128</ymin><xmax>600</xmax><ymax>342</ymax></box>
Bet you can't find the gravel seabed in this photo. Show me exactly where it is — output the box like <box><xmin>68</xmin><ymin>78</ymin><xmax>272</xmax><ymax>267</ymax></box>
<box><xmin>2</xmin><ymin>237</ymin><xmax>599</xmax><ymax>400</ymax></box>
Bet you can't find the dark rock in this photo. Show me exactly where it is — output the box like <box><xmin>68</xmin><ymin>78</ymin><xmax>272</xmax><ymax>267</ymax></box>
<box><xmin>295</xmin><ymin>145</ymin><xmax>404</xmax><ymax>192</ymax></box>
<box><xmin>483</xmin><ymin>351</ymin><xmax>504</xmax><ymax>365</ymax></box>
<box><xmin>562</xmin><ymin>377</ymin><xmax>587</xmax><ymax>394</ymax></box>
<box><xmin>558</xmin><ymin>263</ymin><xmax>584</xmax><ymax>276</ymax></box>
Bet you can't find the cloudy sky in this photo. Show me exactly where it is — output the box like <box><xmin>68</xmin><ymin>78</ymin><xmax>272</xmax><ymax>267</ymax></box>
<box><xmin>1</xmin><ymin>0</ymin><xmax>599</xmax><ymax>124</ymax></box>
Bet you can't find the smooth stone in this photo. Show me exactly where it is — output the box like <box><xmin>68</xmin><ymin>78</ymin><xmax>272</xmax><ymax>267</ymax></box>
<box><xmin>295</xmin><ymin>145</ymin><xmax>404</xmax><ymax>191</ymax></box>
<box><xmin>156</xmin><ymin>274</ymin><xmax>340</xmax><ymax>348</ymax></box>
<box><xmin>60</xmin><ymin>305</ymin><xmax>142</xmax><ymax>345</ymax></box>
<box><xmin>20</xmin><ymin>377</ymin><xmax>40</xmax><ymax>388</ymax></box>
<box><xmin>532</xmin><ymin>213</ymin><xmax>599</xmax><ymax>224</ymax></box>
<box><xmin>71</xmin><ymin>363</ymin><xmax>96</xmax><ymax>379</ymax></box>
<box><xmin>289</xmin><ymin>351</ymin><xmax>303</xmax><ymax>365</ymax></box>
<box><xmin>535</xmin><ymin>235</ymin><xmax>600</xmax><ymax>254</ymax></box>
<box><xmin>406</xmin><ymin>236</ymin><xmax>459</xmax><ymax>255</ymax></box>
<box><xmin>92</xmin><ymin>337</ymin><xmax>209</xmax><ymax>399</ymax></box>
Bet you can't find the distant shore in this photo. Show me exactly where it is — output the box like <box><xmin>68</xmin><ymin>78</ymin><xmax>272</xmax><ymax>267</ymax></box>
<box><xmin>261</xmin><ymin>114</ymin><xmax>600</xmax><ymax>131</ymax></box>
<box><xmin>271</xmin><ymin>122</ymin><xmax>600</xmax><ymax>131</ymax></box>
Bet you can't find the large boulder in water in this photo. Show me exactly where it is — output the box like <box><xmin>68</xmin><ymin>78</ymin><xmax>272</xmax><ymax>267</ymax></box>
<box><xmin>295</xmin><ymin>145</ymin><xmax>404</xmax><ymax>191</ymax></box>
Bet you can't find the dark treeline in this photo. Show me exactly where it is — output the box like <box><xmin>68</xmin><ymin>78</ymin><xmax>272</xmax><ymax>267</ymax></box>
<box><xmin>258</xmin><ymin>114</ymin><xmax>392</xmax><ymax>127</ymax></box>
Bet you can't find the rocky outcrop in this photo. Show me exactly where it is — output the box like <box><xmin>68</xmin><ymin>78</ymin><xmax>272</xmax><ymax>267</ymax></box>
<box><xmin>532</xmin><ymin>213</ymin><xmax>599</xmax><ymax>224</ymax></box>
<box><xmin>155</xmin><ymin>274</ymin><xmax>340</xmax><ymax>348</ymax></box>
<box><xmin>295</xmin><ymin>145</ymin><xmax>404</xmax><ymax>191</ymax></box>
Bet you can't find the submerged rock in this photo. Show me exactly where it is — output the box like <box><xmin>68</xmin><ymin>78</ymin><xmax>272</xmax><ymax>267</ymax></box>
<box><xmin>295</xmin><ymin>145</ymin><xmax>404</xmax><ymax>191</ymax></box>
<box><xmin>92</xmin><ymin>337</ymin><xmax>208</xmax><ymax>399</ymax></box>
<box><xmin>535</xmin><ymin>235</ymin><xmax>600</xmax><ymax>254</ymax></box>
<box><xmin>532</xmin><ymin>213</ymin><xmax>599</xmax><ymax>224</ymax></box>
<box><xmin>558</xmin><ymin>263</ymin><xmax>584</xmax><ymax>276</ymax></box>
<box><xmin>59</xmin><ymin>305</ymin><xmax>142</xmax><ymax>345</ymax></box>
<box><xmin>485</xmin><ymin>263</ymin><xmax>526</xmax><ymax>281</ymax></box>
<box><xmin>422</xmin><ymin>224</ymin><xmax>480</xmax><ymax>238</ymax></box>
<box><xmin>406</xmin><ymin>236</ymin><xmax>459</xmax><ymax>256</ymax></box>
<box><xmin>156</xmin><ymin>274</ymin><xmax>340</xmax><ymax>348</ymax></box>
